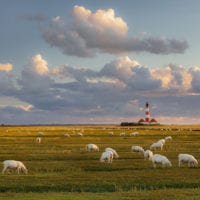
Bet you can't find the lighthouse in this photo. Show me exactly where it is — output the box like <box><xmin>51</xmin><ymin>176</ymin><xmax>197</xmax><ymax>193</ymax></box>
<box><xmin>145</xmin><ymin>102</ymin><xmax>150</xmax><ymax>123</ymax></box>
<box><xmin>138</xmin><ymin>102</ymin><xmax>158</xmax><ymax>124</ymax></box>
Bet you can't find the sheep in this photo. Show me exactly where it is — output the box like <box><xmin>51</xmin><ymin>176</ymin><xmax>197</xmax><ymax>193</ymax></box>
<box><xmin>108</xmin><ymin>132</ymin><xmax>114</xmax><ymax>136</ymax></box>
<box><xmin>144</xmin><ymin>150</ymin><xmax>153</xmax><ymax>160</ymax></box>
<box><xmin>131</xmin><ymin>145</ymin><xmax>144</xmax><ymax>153</ymax></box>
<box><xmin>64</xmin><ymin>133</ymin><xmax>70</xmax><ymax>137</ymax></box>
<box><xmin>36</xmin><ymin>137</ymin><xmax>41</xmax><ymax>144</ymax></box>
<box><xmin>178</xmin><ymin>154</ymin><xmax>198</xmax><ymax>167</ymax></box>
<box><xmin>165</xmin><ymin>136</ymin><xmax>172</xmax><ymax>141</ymax></box>
<box><xmin>157</xmin><ymin>139</ymin><xmax>165</xmax><ymax>145</ymax></box>
<box><xmin>130</xmin><ymin>132</ymin><xmax>139</xmax><ymax>136</ymax></box>
<box><xmin>120</xmin><ymin>132</ymin><xmax>125</xmax><ymax>136</ymax></box>
<box><xmin>86</xmin><ymin>144</ymin><xmax>99</xmax><ymax>152</ymax></box>
<box><xmin>77</xmin><ymin>132</ymin><xmax>83</xmax><ymax>137</ymax></box>
<box><xmin>100</xmin><ymin>151</ymin><xmax>113</xmax><ymax>163</ymax></box>
<box><xmin>150</xmin><ymin>140</ymin><xmax>164</xmax><ymax>150</ymax></box>
<box><xmin>105</xmin><ymin>147</ymin><xmax>119</xmax><ymax>159</ymax></box>
<box><xmin>2</xmin><ymin>160</ymin><xmax>28</xmax><ymax>174</ymax></box>
<box><xmin>152</xmin><ymin>154</ymin><xmax>172</xmax><ymax>168</ymax></box>
<box><xmin>38</xmin><ymin>131</ymin><xmax>44</xmax><ymax>136</ymax></box>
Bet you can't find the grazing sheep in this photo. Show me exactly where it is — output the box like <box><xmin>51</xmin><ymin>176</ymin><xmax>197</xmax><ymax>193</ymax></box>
<box><xmin>77</xmin><ymin>132</ymin><xmax>83</xmax><ymax>137</ymax></box>
<box><xmin>86</xmin><ymin>144</ymin><xmax>99</xmax><ymax>152</ymax></box>
<box><xmin>105</xmin><ymin>147</ymin><xmax>119</xmax><ymax>159</ymax></box>
<box><xmin>152</xmin><ymin>154</ymin><xmax>172</xmax><ymax>168</ymax></box>
<box><xmin>130</xmin><ymin>132</ymin><xmax>139</xmax><ymax>136</ymax></box>
<box><xmin>165</xmin><ymin>136</ymin><xmax>172</xmax><ymax>141</ymax></box>
<box><xmin>100</xmin><ymin>151</ymin><xmax>113</xmax><ymax>163</ymax></box>
<box><xmin>150</xmin><ymin>140</ymin><xmax>164</xmax><ymax>151</ymax></box>
<box><xmin>38</xmin><ymin>131</ymin><xmax>44</xmax><ymax>136</ymax></box>
<box><xmin>144</xmin><ymin>150</ymin><xmax>153</xmax><ymax>160</ymax></box>
<box><xmin>108</xmin><ymin>132</ymin><xmax>114</xmax><ymax>136</ymax></box>
<box><xmin>120</xmin><ymin>132</ymin><xmax>125</xmax><ymax>136</ymax></box>
<box><xmin>131</xmin><ymin>145</ymin><xmax>144</xmax><ymax>153</ymax></box>
<box><xmin>157</xmin><ymin>139</ymin><xmax>165</xmax><ymax>145</ymax></box>
<box><xmin>178</xmin><ymin>154</ymin><xmax>198</xmax><ymax>167</ymax></box>
<box><xmin>64</xmin><ymin>133</ymin><xmax>70</xmax><ymax>137</ymax></box>
<box><xmin>36</xmin><ymin>137</ymin><xmax>41</xmax><ymax>144</ymax></box>
<box><xmin>2</xmin><ymin>160</ymin><xmax>28</xmax><ymax>174</ymax></box>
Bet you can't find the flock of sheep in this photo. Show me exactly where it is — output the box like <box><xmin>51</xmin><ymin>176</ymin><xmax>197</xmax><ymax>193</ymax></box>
<box><xmin>85</xmin><ymin>132</ymin><xmax>198</xmax><ymax>169</ymax></box>
<box><xmin>1</xmin><ymin>129</ymin><xmax>199</xmax><ymax>174</ymax></box>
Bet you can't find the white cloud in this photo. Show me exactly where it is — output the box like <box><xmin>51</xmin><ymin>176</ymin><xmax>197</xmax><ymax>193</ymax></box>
<box><xmin>40</xmin><ymin>5</ymin><xmax>188</xmax><ymax>57</ymax></box>
<box><xmin>189</xmin><ymin>66</ymin><xmax>200</xmax><ymax>92</ymax></box>
<box><xmin>73</xmin><ymin>6</ymin><xmax>128</xmax><ymax>36</ymax></box>
<box><xmin>0</xmin><ymin>63</ymin><xmax>13</xmax><ymax>72</ymax></box>
<box><xmin>16</xmin><ymin>104</ymin><xmax>33</xmax><ymax>112</ymax></box>
<box><xmin>100</xmin><ymin>56</ymin><xmax>139</xmax><ymax>82</ymax></box>
<box><xmin>151</xmin><ymin>64</ymin><xmax>192</xmax><ymax>92</ymax></box>
<box><xmin>30</xmin><ymin>54</ymin><xmax>49</xmax><ymax>75</ymax></box>
<box><xmin>1</xmin><ymin>55</ymin><xmax>200</xmax><ymax>124</ymax></box>
<box><xmin>17</xmin><ymin>54</ymin><xmax>54</xmax><ymax>108</ymax></box>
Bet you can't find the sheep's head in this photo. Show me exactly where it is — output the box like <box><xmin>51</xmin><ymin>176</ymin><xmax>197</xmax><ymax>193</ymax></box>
<box><xmin>166</xmin><ymin>161</ymin><xmax>172</xmax><ymax>167</ymax></box>
<box><xmin>21</xmin><ymin>166</ymin><xmax>28</xmax><ymax>174</ymax></box>
<box><xmin>193</xmin><ymin>160</ymin><xmax>198</xmax><ymax>167</ymax></box>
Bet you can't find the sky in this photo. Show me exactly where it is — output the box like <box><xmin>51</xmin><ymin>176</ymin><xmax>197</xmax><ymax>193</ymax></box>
<box><xmin>1</xmin><ymin>0</ymin><xmax>200</xmax><ymax>125</ymax></box>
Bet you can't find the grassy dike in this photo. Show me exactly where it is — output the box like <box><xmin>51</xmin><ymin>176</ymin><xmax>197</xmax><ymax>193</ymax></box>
<box><xmin>0</xmin><ymin>125</ymin><xmax>199</xmax><ymax>199</ymax></box>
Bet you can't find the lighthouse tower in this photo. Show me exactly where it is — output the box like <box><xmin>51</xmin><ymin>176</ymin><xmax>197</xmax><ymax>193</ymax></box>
<box><xmin>145</xmin><ymin>102</ymin><xmax>150</xmax><ymax>123</ymax></box>
<box><xmin>138</xmin><ymin>102</ymin><xmax>158</xmax><ymax>124</ymax></box>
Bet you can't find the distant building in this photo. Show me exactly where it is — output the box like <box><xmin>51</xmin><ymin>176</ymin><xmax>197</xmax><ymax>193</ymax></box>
<box><xmin>138</xmin><ymin>102</ymin><xmax>158</xmax><ymax>124</ymax></box>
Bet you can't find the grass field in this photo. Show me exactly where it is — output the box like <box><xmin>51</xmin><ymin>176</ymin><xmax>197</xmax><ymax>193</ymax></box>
<box><xmin>0</xmin><ymin>125</ymin><xmax>200</xmax><ymax>199</ymax></box>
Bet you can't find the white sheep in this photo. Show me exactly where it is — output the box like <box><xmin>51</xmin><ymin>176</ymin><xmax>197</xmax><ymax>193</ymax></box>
<box><xmin>86</xmin><ymin>144</ymin><xmax>99</xmax><ymax>152</ymax></box>
<box><xmin>165</xmin><ymin>136</ymin><xmax>172</xmax><ymax>141</ymax></box>
<box><xmin>38</xmin><ymin>131</ymin><xmax>44</xmax><ymax>136</ymax></box>
<box><xmin>77</xmin><ymin>132</ymin><xmax>83</xmax><ymax>137</ymax></box>
<box><xmin>100</xmin><ymin>151</ymin><xmax>113</xmax><ymax>163</ymax></box>
<box><xmin>150</xmin><ymin>140</ymin><xmax>164</xmax><ymax>150</ymax></box>
<box><xmin>64</xmin><ymin>133</ymin><xmax>70</xmax><ymax>137</ymax></box>
<box><xmin>105</xmin><ymin>147</ymin><xmax>119</xmax><ymax>159</ymax></box>
<box><xmin>130</xmin><ymin>132</ymin><xmax>139</xmax><ymax>136</ymax></box>
<box><xmin>131</xmin><ymin>145</ymin><xmax>144</xmax><ymax>153</ymax></box>
<box><xmin>108</xmin><ymin>132</ymin><xmax>114</xmax><ymax>136</ymax></box>
<box><xmin>144</xmin><ymin>150</ymin><xmax>153</xmax><ymax>160</ymax></box>
<box><xmin>157</xmin><ymin>139</ymin><xmax>165</xmax><ymax>144</ymax></box>
<box><xmin>178</xmin><ymin>154</ymin><xmax>198</xmax><ymax>167</ymax></box>
<box><xmin>152</xmin><ymin>154</ymin><xmax>172</xmax><ymax>168</ymax></box>
<box><xmin>36</xmin><ymin>137</ymin><xmax>41</xmax><ymax>144</ymax></box>
<box><xmin>2</xmin><ymin>160</ymin><xmax>28</xmax><ymax>174</ymax></box>
<box><xmin>120</xmin><ymin>132</ymin><xmax>125</xmax><ymax>136</ymax></box>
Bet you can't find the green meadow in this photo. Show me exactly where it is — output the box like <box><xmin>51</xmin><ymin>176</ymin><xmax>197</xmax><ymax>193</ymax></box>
<box><xmin>0</xmin><ymin>125</ymin><xmax>200</xmax><ymax>200</ymax></box>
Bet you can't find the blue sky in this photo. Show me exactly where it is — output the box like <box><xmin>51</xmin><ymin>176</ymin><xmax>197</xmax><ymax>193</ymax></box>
<box><xmin>1</xmin><ymin>0</ymin><xmax>200</xmax><ymax>124</ymax></box>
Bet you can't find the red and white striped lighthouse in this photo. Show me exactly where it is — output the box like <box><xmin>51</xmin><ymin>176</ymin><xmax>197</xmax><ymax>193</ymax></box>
<box><xmin>138</xmin><ymin>101</ymin><xmax>158</xmax><ymax>124</ymax></box>
<box><xmin>145</xmin><ymin>102</ymin><xmax>150</xmax><ymax>122</ymax></box>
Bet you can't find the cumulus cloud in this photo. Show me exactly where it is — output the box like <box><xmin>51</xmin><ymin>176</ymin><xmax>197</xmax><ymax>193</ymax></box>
<box><xmin>17</xmin><ymin>54</ymin><xmax>56</xmax><ymax>110</ymax></box>
<box><xmin>151</xmin><ymin>64</ymin><xmax>192</xmax><ymax>92</ymax></box>
<box><xmin>0</xmin><ymin>63</ymin><xmax>13</xmax><ymax>72</ymax></box>
<box><xmin>29</xmin><ymin>54</ymin><xmax>49</xmax><ymax>75</ymax></box>
<box><xmin>51</xmin><ymin>65</ymin><xmax>98</xmax><ymax>82</ymax></box>
<box><xmin>100</xmin><ymin>56</ymin><xmax>139</xmax><ymax>82</ymax></box>
<box><xmin>40</xmin><ymin>5</ymin><xmax>188</xmax><ymax>57</ymax></box>
<box><xmin>2</xmin><ymin>54</ymin><xmax>200</xmax><ymax>124</ymax></box>
<box><xmin>189</xmin><ymin>66</ymin><xmax>200</xmax><ymax>93</ymax></box>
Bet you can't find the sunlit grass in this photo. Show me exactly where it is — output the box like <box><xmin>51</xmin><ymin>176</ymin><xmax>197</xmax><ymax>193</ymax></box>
<box><xmin>0</xmin><ymin>125</ymin><xmax>200</xmax><ymax>199</ymax></box>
